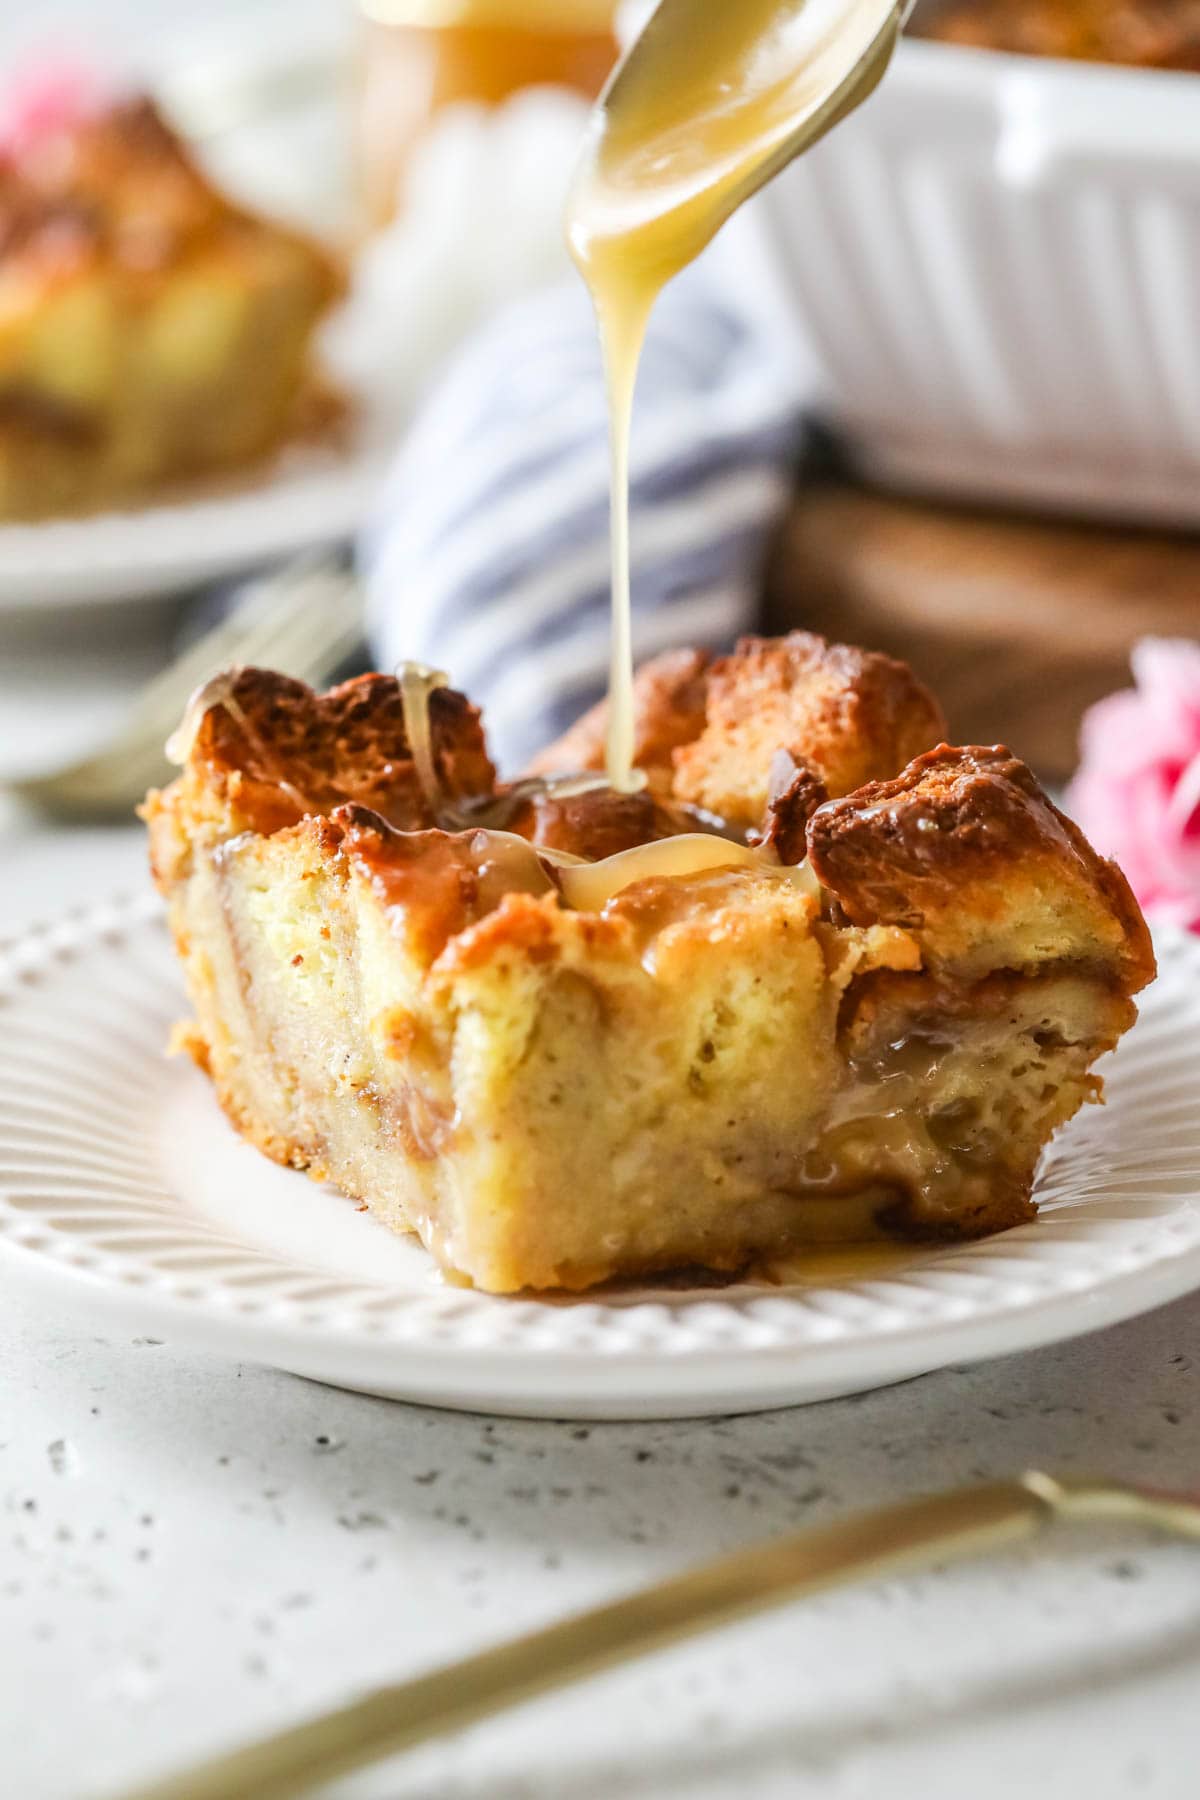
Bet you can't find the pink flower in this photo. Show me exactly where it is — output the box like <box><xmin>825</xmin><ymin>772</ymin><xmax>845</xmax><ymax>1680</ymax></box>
<box><xmin>0</xmin><ymin>57</ymin><xmax>109</xmax><ymax>161</ymax></box>
<box><xmin>1067</xmin><ymin>637</ymin><xmax>1200</xmax><ymax>933</ymax></box>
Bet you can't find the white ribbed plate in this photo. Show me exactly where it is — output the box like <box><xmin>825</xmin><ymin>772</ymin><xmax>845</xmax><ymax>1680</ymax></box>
<box><xmin>3</xmin><ymin>894</ymin><xmax>1199</xmax><ymax>1420</ymax></box>
<box><xmin>0</xmin><ymin>433</ymin><xmax>391</xmax><ymax>612</ymax></box>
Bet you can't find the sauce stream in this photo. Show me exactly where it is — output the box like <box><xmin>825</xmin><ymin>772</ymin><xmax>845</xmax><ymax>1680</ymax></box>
<box><xmin>567</xmin><ymin>0</ymin><xmax>908</xmax><ymax>790</ymax></box>
<box><xmin>397</xmin><ymin>660</ymin><xmax>452</xmax><ymax>817</ymax></box>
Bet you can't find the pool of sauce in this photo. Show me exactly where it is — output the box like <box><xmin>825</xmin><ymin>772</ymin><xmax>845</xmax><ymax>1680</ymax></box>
<box><xmin>754</xmin><ymin>1239</ymin><xmax>924</xmax><ymax>1287</ymax></box>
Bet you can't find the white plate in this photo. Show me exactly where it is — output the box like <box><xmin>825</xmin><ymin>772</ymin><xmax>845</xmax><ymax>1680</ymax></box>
<box><xmin>2</xmin><ymin>894</ymin><xmax>1199</xmax><ymax>1420</ymax></box>
<box><xmin>0</xmin><ymin>432</ymin><xmax>392</xmax><ymax>613</ymax></box>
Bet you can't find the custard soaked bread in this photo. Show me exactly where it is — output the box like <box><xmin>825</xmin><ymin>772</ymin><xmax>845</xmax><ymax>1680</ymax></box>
<box><xmin>146</xmin><ymin>634</ymin><xmax>1153</xmax><ymax>1293</ymax></box>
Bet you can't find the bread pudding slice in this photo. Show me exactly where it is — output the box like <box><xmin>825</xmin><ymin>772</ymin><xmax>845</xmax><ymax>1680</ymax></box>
<box><xmin>145</xmin><ymin>637</ymin><xmax>1154</xmax><ymax>1293</ymax></box>
<box><xmin>0</xmin><ymin>95</ymin><xmax>342</xmax><ymax>519</ymax></box>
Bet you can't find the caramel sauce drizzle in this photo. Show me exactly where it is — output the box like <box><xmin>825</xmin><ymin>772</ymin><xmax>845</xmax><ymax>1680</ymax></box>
<box><xmin>170</xmin><ymin>661</ymin><xmax>820</xmax><ymax>915</ymax></box>
<box><xmin>389</xmin><ymin>662</ymin><xmax>819</xmax><ymax>910</ymax></box>
<box><xmin>165</xmin><ymin>670</ymin><xmax>245</xmax><ymax>769</ymax></box>
<box><xmin>556</xmin><ymin>832</ymin><xmax>816</xmax><ymax>913</ymax></box>
<box><xmin>392</xmin><ymin>661</ymin><xmax>619</xmax><ymax>841</ymax></box>
<box><xmin>397</xmin><ymin>660</ymin><xmax>452</xmax><ymax>820</ymax></box>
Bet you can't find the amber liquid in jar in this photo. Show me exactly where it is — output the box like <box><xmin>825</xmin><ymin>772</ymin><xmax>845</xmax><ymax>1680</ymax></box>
<box><xmin>357</xmin><ymin>0</ymin><xmax>618</xmax><ymax>227</ymax></box>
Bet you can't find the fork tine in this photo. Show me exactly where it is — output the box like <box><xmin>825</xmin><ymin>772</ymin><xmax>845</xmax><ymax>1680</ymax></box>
<box><xmin>125</xmin><ymin>563</ymin><xmax>361</xmax><ymax>747</ymax></box>
<box><xmin>13</xmin><ymin>555</ymin><xmax>367</xmax><ymax>816</ymax></box>
<box><xmin>123</xmin><ymin>557</ymin><xmax>360</xmax><ymax>744</ymax></box>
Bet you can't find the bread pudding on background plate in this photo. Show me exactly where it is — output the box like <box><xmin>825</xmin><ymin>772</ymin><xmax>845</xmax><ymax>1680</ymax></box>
<box><xmin>918</xmin><ymin>0</ymin><xmax>1200</xmax><ymax>69</ymax></box>
<box><xmin>145</xmin><ymin>633</ymin><xmax>1154</xmax><ymax>1295</ymax></box>
<box><xmin>0</xmin><ymin>91</ymin><xmax>342</xmax><ymax>520</ymax></box>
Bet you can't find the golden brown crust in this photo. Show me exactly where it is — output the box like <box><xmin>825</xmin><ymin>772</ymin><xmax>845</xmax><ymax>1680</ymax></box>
<box><xmin>672</xmin><ymin>633</ymin><xmax>947</xmax><ymax>827</ymax></box>
<box><xmin>147</xmin><ymin>664</ymin><xmax>741</xmax><ymax>887</ymax></box>
<box><xmin>149</xmin><ymin>656</ymin><xmax>1155</xmax><ymax>1005</ymax></box>
<box><xmin>144</xmin><ymin>668</ymin><xmax>496</xmax><ymax>896</ymax></box>
<box><xmin>196</xmin><ymin>667</ymin><xmax>494</xmax><ymax>834</ymax></box>
<box><xmin>2</xmin><ymin>97</ymin><xmax>205</xmax><ymax>267</ymax></box>
<box><xmin>530</xmin><ymin>632</ymin><xmax>946</xmax><ymax>828</ymax></box>
<box><xmin>151</xmin><ymin>659</ymin><xmax>1153</xmax><ymax>1004</ymax></box>
<box><xmin>807</xmin><ymin>744</ymin><xmax>1157</xmax><ymax>991</ymax></box>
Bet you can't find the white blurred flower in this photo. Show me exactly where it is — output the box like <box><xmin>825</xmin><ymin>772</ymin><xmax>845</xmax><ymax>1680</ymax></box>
<box><xmin>323</xmin><ymin>86</ymin><xmax>591</xmax><ymax>421</ymax></box>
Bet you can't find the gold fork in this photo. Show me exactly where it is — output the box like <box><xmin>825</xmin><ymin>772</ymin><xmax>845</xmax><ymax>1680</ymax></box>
<box><xmin>115</xmin><ymin>1470</ymin><xmax>1200</xmax><ymax>1800</ymax></box>
<box><xmin>12</xmin><ymin>555</ymin><xmax>363</xmax><ymax>819</ymax></box>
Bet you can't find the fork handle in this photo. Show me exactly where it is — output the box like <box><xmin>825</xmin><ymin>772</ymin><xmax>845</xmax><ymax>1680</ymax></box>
<box><xmin>115</xmin><ymin>1475</ymin><xmax>1064</xmax><ymax>1800</ymax></box>
<box><xmin>116</xmin><ymin>1471</ymin><xmax>1200</xmax><ymax>1799</ymax></box>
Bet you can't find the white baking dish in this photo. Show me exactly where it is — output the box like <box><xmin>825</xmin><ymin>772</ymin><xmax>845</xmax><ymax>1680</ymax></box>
<box><xmin>755</xmin><ymin>30</ymin><xmax>1200</xmax><ymax>523</ymax></box>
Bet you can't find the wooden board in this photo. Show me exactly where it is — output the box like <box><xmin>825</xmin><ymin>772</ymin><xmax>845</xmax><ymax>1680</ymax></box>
<box><xmin>765</xmin><ymin>480</ymin><xmax>1200</xmax><ymax>781</ymax></box>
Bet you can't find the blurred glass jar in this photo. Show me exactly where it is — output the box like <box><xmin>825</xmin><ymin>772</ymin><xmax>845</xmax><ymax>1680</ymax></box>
<box><xmin>357</xmin><ymin>0</ymin><xmax>618</xmax><ymax>226</ymax></box>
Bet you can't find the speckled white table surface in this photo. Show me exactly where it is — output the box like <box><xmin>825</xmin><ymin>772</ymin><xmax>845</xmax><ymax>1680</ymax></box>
<box><xmin>5</xmin><ymin>821</ymin><xmax>1200</xmax><ymax>1800</ymax></box>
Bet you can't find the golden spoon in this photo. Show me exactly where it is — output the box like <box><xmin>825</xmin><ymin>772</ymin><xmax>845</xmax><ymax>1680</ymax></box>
<box><xmin>570</xmin><ymin>0</ymin><xmax>918</xmax><ymax>299</ymax></box>
<box><xmin>114</xmin><ymin>1471</ymin><xmax>1200</xmax><ymax>1800</ymax></box>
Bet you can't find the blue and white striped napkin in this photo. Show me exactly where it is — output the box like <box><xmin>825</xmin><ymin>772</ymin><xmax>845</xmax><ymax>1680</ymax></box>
<box><xmin>363</xmin><ymin>260</ymin><xmax>808</xmax><ymax>771</ymax></box>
